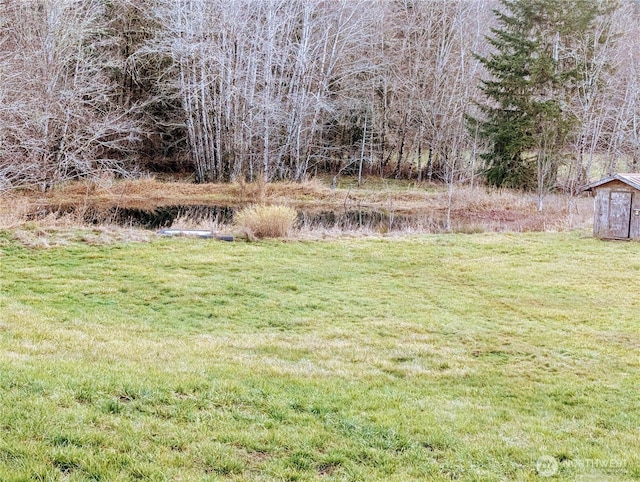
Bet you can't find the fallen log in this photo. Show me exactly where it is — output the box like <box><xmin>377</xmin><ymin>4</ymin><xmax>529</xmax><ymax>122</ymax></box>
<box><xmin>156</xmin><ymin>229</ymin><xmax>233</xmax><ymax>241</ymax></box>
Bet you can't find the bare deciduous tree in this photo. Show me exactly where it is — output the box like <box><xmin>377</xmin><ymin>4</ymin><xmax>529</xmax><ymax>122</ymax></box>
<box><xmin>0</xmin><ymin>0</ymin><xmax>142</xmax><ymax>190</ymax></box>
<box><xmin>1</xmin><ymin>0</ymin><xmax>637</xmax><ymax>191</ymax></box>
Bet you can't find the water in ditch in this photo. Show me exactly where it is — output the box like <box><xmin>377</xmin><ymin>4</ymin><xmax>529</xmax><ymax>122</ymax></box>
<box><xmin>25</xmin><ymin>203</ymin><xmax>446</xmax><ymax>232</ymax></box>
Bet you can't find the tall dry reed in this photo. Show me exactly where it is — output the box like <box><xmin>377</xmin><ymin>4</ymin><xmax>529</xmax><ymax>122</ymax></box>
<box><xmin>234</xmin><ymin>205</ymin><xmax>298</xmax><ymax>239</ymax></box>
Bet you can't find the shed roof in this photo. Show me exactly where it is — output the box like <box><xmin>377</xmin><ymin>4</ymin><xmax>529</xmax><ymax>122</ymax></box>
<box><xmin>585</xmin><ymin>173</ymin><xmax>640</xmax><ymax>191</ymax></box>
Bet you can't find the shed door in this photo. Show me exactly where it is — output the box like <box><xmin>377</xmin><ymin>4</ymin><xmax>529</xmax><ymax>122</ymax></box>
<box><xmin>608</xmin><ymin>191</ymin><xmax>632</xmax><ymax>238</ymax></box>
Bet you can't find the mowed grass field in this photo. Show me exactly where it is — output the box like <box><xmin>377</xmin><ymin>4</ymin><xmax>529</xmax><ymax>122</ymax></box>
<box><xmin>0</xmin><ymin>231</ymin><xmax>639</xmax><ymax>481</ymax></box>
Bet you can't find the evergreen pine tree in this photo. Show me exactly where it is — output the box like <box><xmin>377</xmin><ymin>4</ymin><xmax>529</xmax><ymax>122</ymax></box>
<box><xmin>473</xmin><ymin>0</ymin><xmax>606</xmax><ymax>192</ymax></box>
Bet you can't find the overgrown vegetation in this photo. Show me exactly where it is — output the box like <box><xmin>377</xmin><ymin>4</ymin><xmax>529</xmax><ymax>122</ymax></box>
<box><xmin>0</xmin><ymin>179</ymin><xmax>594</xmax><ymax>240</ymax></box>
<box><xmin>0</xmin><ymin>232</ymin><xmax>638</xmax><ymax>480</ymax></box>
<box><xmin>0</xmin><ymin>0</ymin><xmax>638</xmax><ymax>190</ymax></box>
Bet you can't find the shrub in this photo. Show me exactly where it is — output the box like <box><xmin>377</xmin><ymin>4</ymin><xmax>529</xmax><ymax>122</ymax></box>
<box><xmin>233</xmin><ymin>205</ymin><xmax>297</xmax><ymax>239</ymax></box>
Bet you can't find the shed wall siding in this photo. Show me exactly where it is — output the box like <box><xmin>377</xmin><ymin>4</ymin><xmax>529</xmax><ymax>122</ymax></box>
<box><xmin>594</xmin><ymin>189</ymin><xmax>609</xmax><ymax>238</ymax></box>
<box><xmin>631</xmin><ymin>191</ymin><xmax>640</xmax><ymax>239</ymax></box>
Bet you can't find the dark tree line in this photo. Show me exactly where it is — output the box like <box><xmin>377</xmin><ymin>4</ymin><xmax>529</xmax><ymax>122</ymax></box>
<box><xmin>0</xmin><ymin>0</ymin><xmax>638</xmax><ymax>192</ymax></box>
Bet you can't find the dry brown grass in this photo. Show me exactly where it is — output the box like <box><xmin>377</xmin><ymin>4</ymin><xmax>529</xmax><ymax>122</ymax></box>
<box><xmin>35</xmin><ymin>177</ymin><xmax>339</xmax><ymax>208</ymax></box>
<box><xmin>0</xmin><ymin>193</ymin><xmax>32</xmax><ymax>229</ymax></box>
<box><xmin>233</xmin><ymin>205</ymin><xmax>298</xmax><ymax>239</ymax></box>
<box><xmin>0</xmin><ymin>177</ymin><xmax>594</xmax><ymax>244</ymax></box>
<box><xmin>3</xmin><ymin>224</ymin><xmax>153</xmax><ymax>249</ymax></box>
<box><xmin>448</xmin><ymin>187</ymin><xmax>592</xmax><ymax>232</ymax></box>
<box><xmin>0</xmin><ymin>189</ymin><xmax>154</xmax><ymax>247</ymax></box>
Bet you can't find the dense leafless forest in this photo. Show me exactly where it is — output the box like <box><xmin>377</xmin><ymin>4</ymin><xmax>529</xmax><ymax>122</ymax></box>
<box><xmin>0</xmin><ymin>0</ymin><xmax>638</xmax><ymax>191</ymax></box>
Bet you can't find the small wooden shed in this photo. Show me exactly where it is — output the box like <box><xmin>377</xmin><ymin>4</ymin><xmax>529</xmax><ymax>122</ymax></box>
<box><xmin>586</xmin><ymin>173</ymin><xmax>640</xmax><ymax>240</ymax></box>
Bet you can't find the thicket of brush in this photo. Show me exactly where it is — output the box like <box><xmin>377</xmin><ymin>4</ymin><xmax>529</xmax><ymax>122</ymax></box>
<box><xmin>0</xmin><ymin>1</ymin><xmax>638</xmax><ymax>192</ymax></box>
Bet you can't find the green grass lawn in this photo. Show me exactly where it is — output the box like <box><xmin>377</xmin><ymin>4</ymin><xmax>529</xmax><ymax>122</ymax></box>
<box><xmin>0</xmin><ymin>231</ymin><xmax>639</xmax><ymax>481</ymax></box>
